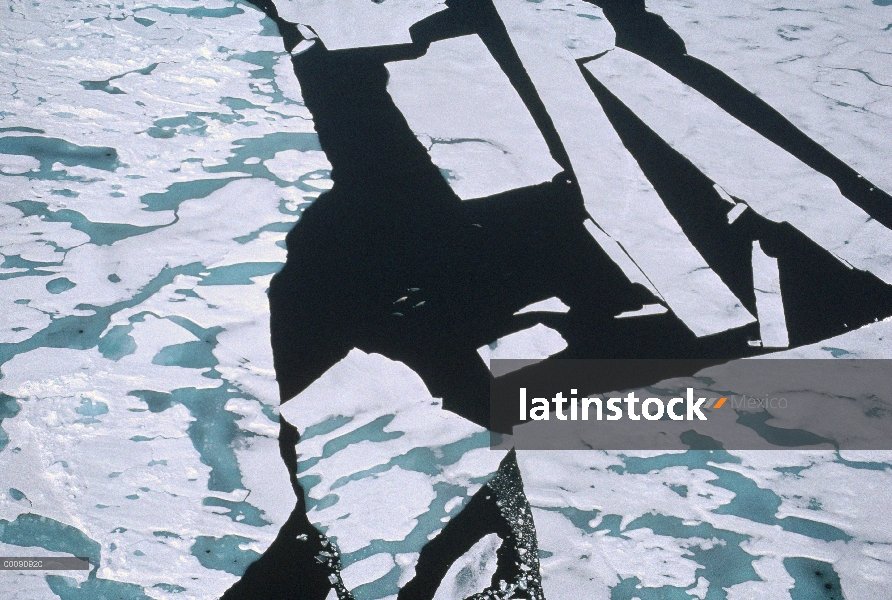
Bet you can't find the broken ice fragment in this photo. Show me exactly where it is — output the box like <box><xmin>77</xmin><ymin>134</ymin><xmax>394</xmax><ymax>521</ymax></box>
<box><xmin>491</xmin><ymin>0</ymin><xmax>754</xmax><ymax>337</ymax></box>
<box><xmin>431</xmin><ymin>533</ymin><xmax>501</xmax><ymax>600</ymax></box>
<box><xmin>514</xmin><ymin>297</ymin><xmax>570</xmax><ymax>315</ymax></box>
<box><xmin>274</xmin><ymin>0</ymin><xmax>446</xmax><ymax>51</ymax></box>
<box><xmin>615</xmin><ymin>304</ymin><xmax>669</xmax><ymax>319</ymax></box>
<box><xmin>387</xmin><ymin>35</ymin><xmax>561</xmax><ymax>200</ymax></box>
<box><xmin>752</xmin><ymin>240</ymin><xmax>789</xmax><ymax>348</ymax></box>
<box><xmin>477</xmin><ymin>324</ymin><xmax>568</xmax><ymax>374</ymax></box>
<box><xmin>585</xmin><ymin>48</ymin><xmax>892</xmax><ymax>285</ymax></box>
<box><xmin>727</xmin><ymin>203</ymin><xmax>747</xmax><ymax>225</ymax></box>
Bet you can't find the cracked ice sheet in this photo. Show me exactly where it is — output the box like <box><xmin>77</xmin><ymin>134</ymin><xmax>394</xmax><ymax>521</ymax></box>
<box><xmin>517</xmin><ymin>449</ymin><xmax>892</xmax><ymax>600</ymax></box>
<box><xmin>273</xmin><ymin>0</ymin><xmax>446</xmax><ymax>51</ymax></box>
<box><xmin>584</xmin><ymin>48</ymin><xmax>892</xmax><ymax>284</ymax></box>
<box><xmin>0</xmin><ymin>8</ymin><xmax>313</xmax><ymax>211</ymax></box>
<box><xmin>432</xmin><ymin>533</ymin><xmax>501</xmax><ymax>600</ymax></box>
<box><xmin>515</xmin><ymin>319</ymin><xmax>892</xmax><ymax>600</ymax></box>
<box><xmin>649</xmin><ymin>0</ymin><xmax>892</xmax><ymax>195</ymax></box>
<box><xmin>387</xmin><ymin>35</ymin><xmax>561</xmax><ymax>200</ymax></box>
<box><xmin>278</xmin><ymin>350</ymin><xmax>507</xmax><ymax>583</ymax></box>
<box><xmin>751</xmin><ymin>240</ymin><xmax>789</xmax><ymax>348</ymax></box>
<box><xmin>0</xmin><ymin>346</ymin><xmax>285</xmax><ymax>598</ymax></box>
<box><xmin>491</xmin><ymin>0</ymin><xmax>754</xmax><ymax>338</ymax></box>
<box><xmin>0</xmin><ymin>3</ymin><xmax>328</xmax><ymax>596</ymax></box>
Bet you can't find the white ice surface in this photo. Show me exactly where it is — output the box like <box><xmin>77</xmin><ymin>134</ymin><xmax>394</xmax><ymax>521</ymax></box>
<box><xmin>491</xmin><ymin>0</ymin><xmax>755</xmax><ymax>338</ymax></box>
<box><xmin>751</xmin><ymin>240</ymin><xmax>789</xmax><ymax>348</ymax></box>
<box><xmin>0</xmin><ymin>154</ymin><xmax>41</xmax><ymax>176</ymax></box>
<box><xmin>476</xmin><ymin>324</ymin><xmax>568</xmax><ymax>374</ymax></box>
<box><xmin>584</xmin><ymin>47</ymin><xmax>892</xmax><ymax>284</ymax></box>
<box><xmin>279</xmin><ymin>350</ymin><xmax>507</xmax><ymax>579</ymax></box>
<box><xmin>387</xmin><ymin>35</ymin><xmax>561</xmax><ymax>200</ymax></box>
<box><xmin>264</xmin><ymin>149</ymin><xmax>331</xmax><ymax>183</ymax></box>
<box><xmin>490</xmin><ymin>0</ymin><xmax>616</xmax><ymax>61</ymax></box>
<box><xmin>340</xmin><ymin>552</ymin><xmax>397</xmax><ymax>593</ymax></box>
<box><xmin>431</xmin><ymin>533</ymin><xmax>501</xmax><ymax>600</ymax></box>
<box><xmin>0</xmin><ymin>1</ymin><xmax>318</xmax><ymax>596</ymax></box>
<box><xmin>614</xmin><ymin>303</ymin><xmax>669</xmax><ymax>319</ymax></box>
<box><xmin>649</xmin><ymin>0</ymin><xmax>892</xmax><ymax>196</ymax></box>
<box><xmin>273</xmin><ymin>0</ymin><xmax>446</xmax><ymax>51</ymax></box>
<box><xmin>514</xmin><ymin>297</ymin><xmax>570</xmax><ymax>315</ymax></box>
<box><xmin>2</xmin><ymin>1</ymin><xmax>892</xmax><ymax>599</ymax></box>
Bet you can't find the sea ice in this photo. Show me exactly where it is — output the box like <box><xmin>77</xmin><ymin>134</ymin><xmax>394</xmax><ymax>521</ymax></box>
<box><xmin>650</xmin><ymin>0</ymin><xmax>892</xmax><ymax>195</ymax></box>
<box><xmin>514</xmin><ymin>297</ymin><xmax>570</xmax><ymax>315</ymax></box>
<box><xmin>431</xmin><ymin>533</ymin><xmax>501</xmax><ymax>600</ymax></box>
<box><xmin>279</xmin><ymin>350</ymin><xmax>507</xmax><ymax>583</ymax></box>
<box><xmin>476</xmin><ymin>324</ymin><xmax>568</xmax><ymax>373</ymax></box>
<box><xmin>273</xmin><ymin>0</ymin><xmax>446</xmax><ymax>51</ymax></box>
<box><xmin>491</xmin><ymin>0</ymin><xmax>755</xmax><ymax>338</ymax></box>
<box><xmin>387</xmin><ymin>35</ymin><xmax>561</xmax><ymax>200</ymax></box>
<box><xmin>751</xmin><ymin>240</ymin><xmax>789</xmax><ymax>348</ymax></box>
<box><xmin>584</xmin><ymin>48</ymin><xmax>892</xmax><ymax>284</ymax></box>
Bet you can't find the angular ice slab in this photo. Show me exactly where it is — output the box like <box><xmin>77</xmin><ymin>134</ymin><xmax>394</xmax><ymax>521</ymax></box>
<box><xmin>585</xmin><ymin>48</ymin><xmax>892</xmax><ymax>285</ymax></box>
<box><xmin>649</xmin><ymin>1</ymin><xmax>892</xmax><ymax>196</ymax></box>
<box><xmin>339</xmin><ymin>552</ymin><xmax>396</xmax><ymax>592</ymax></box>
<box><xmin>615</xmin><ymin>304</ymin><xmax>669</xmax><ymax>320</ymax></box>
<box><xmin>477</xmin><ymin>324</ymin><xmax>567</xmax><ymax>374</ymax></box>
<box><xmin>514</xmin><ymin>296</ymin><xmax>570</xmax><ymax>315</ymax></box>
<box><xmin>489</xmin><ymin>0</ymin><xmax>616</xmax><ymax>61</ymax></box>
<box><xmin>491</xmin><ymin>0</ymin><xmax>754</xmax><ymax>338</ymax></box>
<box><xmin>431</xmin><ymin>533</ymin><xmax>501</xmax><ymax>600</ymax></box>
<box><xmin>752</xmin><ymin>241</ymin><xmax>789</xmax><ymax>349</ymax></box>
<box><xmin>278</xmin><ymin>350</ymin><xmax>506</xmax><ymax>574</ymax></box>
<box><xmin>273</xmin><ymin>0</ymin><xmax>446</xmax><ymax>51</ymax></box>
<box><xmin>387</xmin><ymin>35</ymin><xmax>561</xmax><ymax>200</ymax></box>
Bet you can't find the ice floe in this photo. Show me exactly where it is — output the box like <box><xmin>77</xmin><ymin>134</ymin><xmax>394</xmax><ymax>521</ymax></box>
<box><xmin>584</xmin><ymin>47</ymin><xmax>892</xmax><ymax>285</ymax></box>
<box><xmin>751</xmin><ymin>240</ymin><xmax>790</xmax><ymax>348</ymax></box>
<box><xmin>274</xmin><ymin>0</ymin><xmax>447</xmax><ymax>51</ymax></box>
<box><xmin>491</xmin><ymin>0</ymin><xmax>755</xmax><ymax>337</ymax></box>
<box><xmin>387</xmin><ymin>35</ymin><xmax>561</xmax><ymax>200</ymax></box>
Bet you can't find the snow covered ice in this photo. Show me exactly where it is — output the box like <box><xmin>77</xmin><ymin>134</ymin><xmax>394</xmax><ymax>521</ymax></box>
<box><xmin>2</xmin><ymin>0</ymin><xmax>892</xmax><ymax>599</ymax></box>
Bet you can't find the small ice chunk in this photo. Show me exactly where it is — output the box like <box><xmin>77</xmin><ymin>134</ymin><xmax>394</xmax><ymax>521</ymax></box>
<box><xmin>477</xmin><ymin>324</ymin><xmax>568</xmax><ymax>374</ymax></box>
<box><xmin>296</xmin><ymin>23</ymin><xmax>317</xmax><ymax>40</ymax></box>
<box><xmin>727</xmin><ymin>203</ymin><xmax>747</xmax><ymax>225</ymax></box>
<box><xmin>291</xmin><ymin>38</ymin><xmax>317</xmax><ymax>56</ymax></box>
<box><xmin>752</xmin><ymin>240</ymin><xmax>789</xmax><ymax>348</ymax></box>
<box><xmin>432</xmin><ymin>533</ymin><xmax>502</xmax><ymax>600</ymax></box>
<box><xmin>443</xmin><ymin>496</ymin><xmax>464</xmax><ymax>514</ymax></box>
<box><xmin>340</xmin><ymin>553</ymin><xmax>396</xmax><ymax>592</ymax></box>
<box><xmin>273</xmin><ymin>0</ymin><xmax>446</xmax><ymax>51</ymax></box>
<box><xmin>514</xmin><ymin>297</ymin><xmax>570</xmax><ymax>315</ymax></box>
<box><xmin>615</xmin><ymin>304</ymin><xmax>669</xmax><ymax>319</ymax></box>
